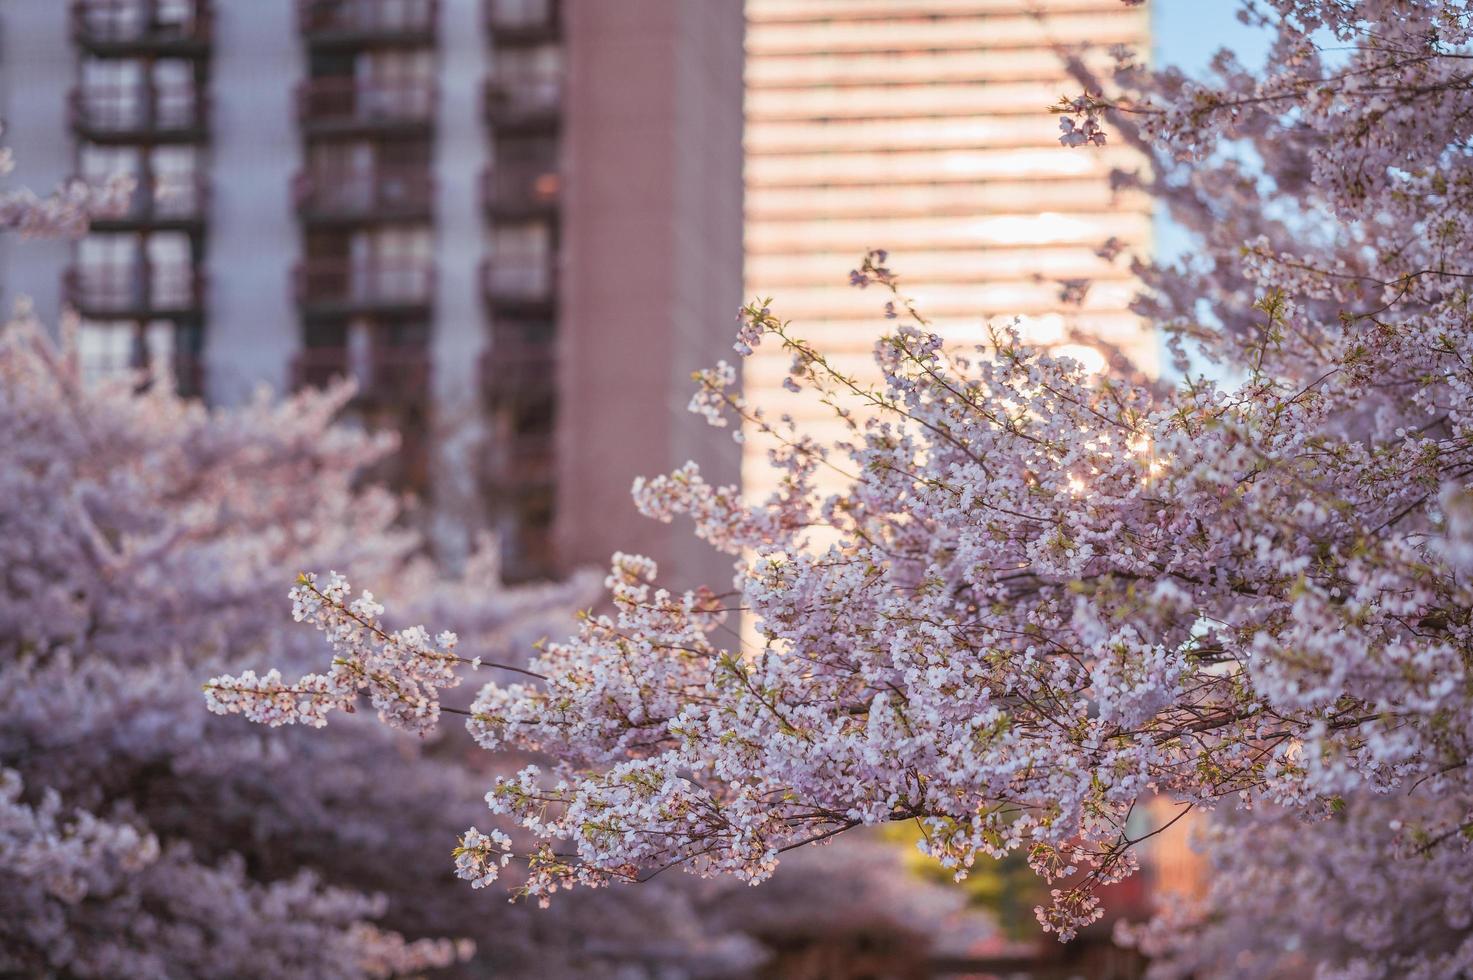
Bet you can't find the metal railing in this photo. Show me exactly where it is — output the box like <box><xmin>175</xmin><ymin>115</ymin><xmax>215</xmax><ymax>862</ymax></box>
<box><xmin>71</xmin><ymin>84</ymin><xmax>208</xmax><ymax>137</ymax></box>
<box><xmin>483</xmin><ymin>0</ymin><xmax>558</xmax><ymax>37</ymax></box>
<box><xmin>291</xmin><ymin>345</ymin><xmax>431</xmax><ymax>403</ymax></box>
<box><xmin>483</xmin><ymin>70</ymin><xmax>561</xmax><ymax>125</ymax></box>
<box><xmin>71</xmin><ymin>0</ymin><xmax>212</xmax><ymax>47</ymax></box>
<box><xmin>294</xmin><ymin>257</ymin><xmax>435</xmax><ymax>307</ymax></box>
<box><xmin>64</xmin><ymin>263</ymin><xmax>204</xmax><ymax>315</ymax></box>
<box><xmin>298</xmin><ymin>0</ymin><xmax>436</xmax><ymax>38</ymax></box>
<box><xmin>480</xmin><ymin>338</ymin><xmax>554</xmax><ymax>405</ymax></box>
<box><xmin>481</xmin><ymin>162</ymin><xmax>559</xmax><ymax>212</ymax></box>
<box><xmin>294</xmin><ymin>167</ymin><xmax>433</xmax><ymax>219</ymax></box>
<box><xmin>480</xmin><ymin>256</ymin><xmax>555</xmax><ymax>303</ymax></box>
<box><xmin>297</xmin><ymin>77</ymin><xmax>435</xmax><ymax>128</ymax></box>
<box><xmin>485</xmin><ymin>430</ymin><xmax>555</xmax><ymax>487</ymax></box>
<box><xmin>96</xmin><ymin>173</ymin><xmax>209</xmax><ymax>224</ymax></box>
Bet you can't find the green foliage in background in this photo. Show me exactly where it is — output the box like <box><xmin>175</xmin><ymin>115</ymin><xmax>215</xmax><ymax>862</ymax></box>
<box><xmin>881</xmin><ymin>824</ymin><xmax>1043</xmax><ymax>941</ymax></box>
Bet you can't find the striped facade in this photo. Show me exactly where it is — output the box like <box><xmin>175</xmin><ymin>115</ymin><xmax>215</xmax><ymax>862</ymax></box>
<box><xmin>742</xmin><ymin>0</ymin><xmax>1153</xmax><ymax>498</ymax></box>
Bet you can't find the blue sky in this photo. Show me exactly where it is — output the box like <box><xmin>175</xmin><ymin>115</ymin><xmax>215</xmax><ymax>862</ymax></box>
<box><xmin>1154</xmin><ymin>0</ymin><xmax>1272</xmax><ymax>78</ymax></box>
<box><xmin>1146</xmin><ymin>1</ymin><xmax>1275</xmax><ymax>376</ymax></box>
<box><xmin>1150</xmin><ymin>0</ymin><xmax>1273</xmax><ymax>265</ymax></box>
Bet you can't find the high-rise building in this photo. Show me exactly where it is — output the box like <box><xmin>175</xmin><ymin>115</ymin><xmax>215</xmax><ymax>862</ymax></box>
<box><xmin>742</xmin><ymin>0</ymin><xmax>1153</xmax><ymax>497</ymax></box>
<box><xmin>0</xmin><ymin>0</ymin><xmax>744</xmax><ymax>586</ymax></box>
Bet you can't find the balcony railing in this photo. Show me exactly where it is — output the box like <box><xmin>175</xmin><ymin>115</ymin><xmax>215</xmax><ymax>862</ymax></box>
<box><xmin>297</xmin><ymin>77</ymin><xmax>435</xmax><ymax>133</ymax></box>
<box><xmin>298</xmin><ymin>0</ymin><xmax>436</xmax><ymax>44</ymax></box>
<box><xmin>64</xmin><ymin>263</ymin><xmax>205</xmax><ymax>318</ymax></box>
<box><xmin>480</xmin><ymin>256</ymin><xmax>555</xmax><ymax>308</ymax></box>
<box><xmin>71</xmin><ymin>0</ymin><xmax>212</xmax><ymax>53</ymax></box>
<box><xmin>71</xmin><ymin>85</ymin><xmax>209</xmax><ymax>142</ymax></box>
<box><xmin>484</xmin><ymin>430</ymin><xmax>556</xmax><ymax>490</ymax></box>
<box><xmin>483</xmin><ymin>71</ymin><xmax>560</xmax><ymax>130</ymax></box>
<box><xmin>90</xmin><ymin>174</ymin><xmax>209</xmax><ymax>229</ymax></box>
<box><xmin>492</xmin><ymin>484</ymin><xmax>557</xmax><ymax>583</ymax></box>
<box><xmin>484</xmin><ymin>335</ymin><xmax>554</xmax><ymax>372</ymax></box>
<box><xmin>480</xmin><ymin>338</ymin><xmax>554</xmax><ymax>407</ymax></box>
<box><xmin>294</xmin><ymin>257</ymin><xmax>435</xmax><ymax>311</ymax></box>
<box><xmin>483</xmin><ymin>0</ymin><xmax>559</xmax><ymax>42</ymax></box>
<box><xmin>294</xmin><ymin>168</ymin><xmax>433</xmax><ymax>222</ymax></box>
<box><xmin>481</xmin><ymin>162</ymin><xmax>558</xmax><ymax>216</ymax></box>
<box><xmin>81</xmin><ymin>347</ymin><xmax>205</xmax><ymax>396</ymax></box>
<box><xmin>291</xmin><ymin>345</ymin><xmax>430</xmax><ymax>404</ymax></box>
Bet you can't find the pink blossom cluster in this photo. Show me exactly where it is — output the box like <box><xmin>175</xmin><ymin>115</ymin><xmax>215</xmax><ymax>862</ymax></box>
<box><xmin>206</xmin><ymin>572</ymin><xmax>466</xmax><ymax>733</ymax></box>
<box><xmin>0</xmin><ymin>146</ymin><xmax>132</xmax><ymax>238</ymax></box>
<box><xmin>1053</xmin><ymin>94</ymin><xmax>1111</xmax><ymax>147</ymax></box>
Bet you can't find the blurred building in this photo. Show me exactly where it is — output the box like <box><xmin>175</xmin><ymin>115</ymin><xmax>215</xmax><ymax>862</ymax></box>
<box><xmin>742</xmin><ymin>0</ymin><xmax>1154</xmax><ymax>498</ymax></box>
<box><xmin>0</xmin><ymin>0</ymin><xmax>744</xmax><ymax>586</ymax></box>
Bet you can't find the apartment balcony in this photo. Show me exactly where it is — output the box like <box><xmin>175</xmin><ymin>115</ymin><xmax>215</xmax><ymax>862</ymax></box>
<box><xmin>490</xmin><ymin>480</ymin><xmax>556</xmax><ymax>583</ymax></box>
<box><xmin>500</xmin><ymin>526</ymin><xmax>555</xmax><ymax>584</ymax></box>
<box><xmin>170</xmin><ymin>353</ymin><xmax>205</xmax><ymax>397</ymax></box>
<box><xmin>481</xmin><ymin>424</ymin><xmax>557</xmax><ymax>583</ymax></box>
<box><xmin>483</xmin><ymin>430</ymin><xmax>556</xmax><ymax>491</ymax></box>
<box><xmin>70</xmin><ymin>85</ymin><xmax>209</xmax><ymax>144</ymax></box>
<box><xmin>297</xmin><ymin>78</ymin><xmax>435</xmax><ymax>137</ymax></box>
<box><xmin>479</xmin><ymin>337</ymin><xmax>554</xmax><ymax>408</ymax></box>
<box><xmin>294</xmin><ymin>258</ymin><xmax>434</xmax><ymax>316</ymax></box>
<box><xmin>291</xmin><ymin>345</ymin><xmax>430</xmax><ymax>405</ymax></box>
<box><xmin>480</xmin><ymin>256</ymin><xmax>555</xmax><ymax>313</ymax></box>
<box><xmin>483</xmin><ymin>0</ymin><xmax>559</xmax><ymax>43</ymax></box>
<box><xmin>298</xmin><ymin>0</ymin><xmax>436</xmax><ymax>46</ymax></box>
<box><xmin>71</xmin><ymin>0</ymin><xmax>212</xmax><ymax>56</ymax></box>
<box><xmin>481</xmin><ymin>162</ymin><xmax>558</xmax><ymax>219</ymax></box>
<box><xmin>294</xmin><ymin>168</ymin><xmax>433</xmax><ymax>224</ymax></box>
<box><xmin>64</xmin><ymin>263</ymin><xmax>205</xmax><ymax>320</ymax></box>
<box><xmin>89</xmin><ymin>174</ymin><xmax>209</xmax><ymax>231</ymax></box>
<box><xmin>482</xmin><ymin>71</ymin><xmax>561</xmax><ymax>131</ymax></box>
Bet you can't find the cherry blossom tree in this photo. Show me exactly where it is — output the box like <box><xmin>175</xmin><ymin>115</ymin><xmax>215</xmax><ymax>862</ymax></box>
<box><xmin>1</xmin><ymin>142</ymin><xmax>1003</xmax><ymax>975</ymax></box>
<box><xmin>209</xmin><ymin>0</ymin><xmax>1473</xmax><ymax>972</ymax></box>
<box><xmin>1117</xmin><ymin>792</ymin><xmax>1473</xmax><ymax>978</ymax></box>
<box><xmin>0</xmin><ymin>317</ymin><xmax>440</xmax><ymax>974</ymax></box>
<box><xmin>0</xmin><ymin>307</ymin><xmax>627</xmax><ymax>974</ymax></box>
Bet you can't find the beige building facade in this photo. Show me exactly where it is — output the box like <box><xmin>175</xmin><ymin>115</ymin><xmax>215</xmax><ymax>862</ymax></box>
<box><xmin>742</xmin><ymin>0</ymin><xmax>1153</xmax><ymax>497</ymax></box>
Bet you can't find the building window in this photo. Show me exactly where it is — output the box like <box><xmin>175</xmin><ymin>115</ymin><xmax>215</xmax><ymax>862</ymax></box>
<box><xmin>487</xmin><ymin>0</ymin><xmax>554</xmax><ymax>29</ymax></box>
<box><xmin>77</xmin><ymin>319</ymin><xmax>176</xmax><ymax>384</ymax></box>
<box><xmin>491</xmin><ymin>133</ymin><xmax>559</xmax><ymax>204</ymax></box>
<box><xmin>146</xmin><ymin>232</ymin><xmax>193</xmax><ymax>306</ymax></box>
<box><xmin>488</xmin><ymin>220</ymin><xmax>552</xmax><ymax>297</ymax></box>
<box><xmin>361</xmin><ymin>49</ymin><xmax>434</xmax><ymax>117</ymax></box>
<box><xmin>152</xmin><ymin>59</ymin><xmax>198</xmax><ymax>129</ymax></box>
<box><xmin>490</xmin><ymin>44</ymin><xmax>560</xmax><ymax>110</ymax></box>
<box><xmin>152</xmin><ymin>146</ymin><xmax>203</xmax><ymax>217</ymax></box>
<box><xmin>354</xmin><ymin>226</ymin><xmax>431</xmax><ymax>302</ymax></box>
<box><xmin>79</xmin><ymin>58</ymin><xmax>145</xmax><ymax>129</ymax></box>
<box><xmin>80</xmin><ymin>145</ymin><xmax>140</xmax><ymax>182</ymax></box>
